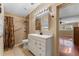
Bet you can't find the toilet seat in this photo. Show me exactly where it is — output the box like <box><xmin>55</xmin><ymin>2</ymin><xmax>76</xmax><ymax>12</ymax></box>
<box><xmin>22</xmin><ymin>39</ymin><xmax>28</xmax><ymax>43</ymax></box>
<box><xmin>22</xmin><ymin>39</ymin><xmax>28</xmax><ymax>48</ymax></box>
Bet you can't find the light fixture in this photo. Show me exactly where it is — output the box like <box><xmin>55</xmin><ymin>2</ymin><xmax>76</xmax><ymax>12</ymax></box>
<box><xmin>49</xmin><ymin>7</ymin><xmax>54</xmax><ymax>17</ymax></box>
<box><xmin>49</xmin><ymin>11</ymin><xmax>54</xmax><ymax>17</ymax></box>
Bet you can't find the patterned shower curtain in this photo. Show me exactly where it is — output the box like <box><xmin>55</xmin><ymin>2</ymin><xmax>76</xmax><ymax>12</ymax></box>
<box><xmin>4</xmin><ymin>16</ymin><xmax>15</xmax><ymax>50</ymax></box>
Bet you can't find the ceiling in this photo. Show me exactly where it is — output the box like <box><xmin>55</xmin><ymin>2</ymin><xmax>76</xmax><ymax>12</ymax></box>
<box><xmin>59</xmin><ymin>3</ymin><xmax>79</xmax><ymax>18</ymax></box>
<box><xmin>4</xmin><ymin>3</ymin><xmax>40</xmax><ymax>17</ymax></box>
<box><xmin>59</xmin><ymin>3</ymin><xmax>79</xmax><ymax>24</ymax></box>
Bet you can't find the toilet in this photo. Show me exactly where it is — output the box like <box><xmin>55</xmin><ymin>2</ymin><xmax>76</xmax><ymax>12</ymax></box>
<box><xmin>22</xmin><ymin>39</ymin><xmax>28</xmax><ymax>49</ymax></box>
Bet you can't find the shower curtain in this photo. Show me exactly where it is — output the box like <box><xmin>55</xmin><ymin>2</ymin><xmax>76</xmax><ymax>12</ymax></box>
<box><xmin>4</xmin><ymin>16</ymin><xmax>15</xmax><ymax>50</ymax></box>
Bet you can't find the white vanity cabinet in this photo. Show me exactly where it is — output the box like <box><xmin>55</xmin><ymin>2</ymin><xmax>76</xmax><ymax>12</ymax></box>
<box><xmin>28</xmin><ymin>34</ymin><xmax>53</xmax><ymax>56</ymax></box>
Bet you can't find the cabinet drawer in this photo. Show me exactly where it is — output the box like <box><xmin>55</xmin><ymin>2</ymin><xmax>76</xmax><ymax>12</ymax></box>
<box><xmin>36</xmin><ymin>41</ymin><xmax>46</xmax><ymax>47</ymax></box>
<box><xmin>38</xmin><ymin>52</ymin><xmax>45</xmax><ymax>56</ymax></box>
<box><xmin>37</xmin><ymin>45</ymin><xmax>45</xmax><ymax>52</ymax></box>
<box><xmin>38</xmin><ymin>38</ymin><xmax>46</xmax><ymax>43</ymax></box>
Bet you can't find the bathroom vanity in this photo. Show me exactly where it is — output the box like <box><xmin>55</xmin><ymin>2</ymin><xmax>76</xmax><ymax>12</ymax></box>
<box><xmin>28</xmin><ymin>34</ymin><xmax>53</xmax><ymax>56</ymax></box>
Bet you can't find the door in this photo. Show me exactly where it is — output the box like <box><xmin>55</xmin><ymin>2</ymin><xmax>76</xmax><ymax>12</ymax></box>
<box><xmin>74</xmin><ymin>27</ymin><xmax>79</xmax><ymax>46</ymax></box>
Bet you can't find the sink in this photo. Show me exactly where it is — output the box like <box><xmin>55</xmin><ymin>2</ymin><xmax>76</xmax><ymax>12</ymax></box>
<box><xmin>29</xmin><ymin>34</ymin><xmax>52</xmax><ymax>39</ymax></box>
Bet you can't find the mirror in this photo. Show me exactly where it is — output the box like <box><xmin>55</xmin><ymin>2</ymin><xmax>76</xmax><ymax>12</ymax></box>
<box><xmin>41</xmin><ymin>14</ymin><xmax>49</xmax><ymax>31</ymax></box>
<box><xmin>35</xmin><ymin>8</ymin><xmax>49</xmax><ymax>31</ymax></box>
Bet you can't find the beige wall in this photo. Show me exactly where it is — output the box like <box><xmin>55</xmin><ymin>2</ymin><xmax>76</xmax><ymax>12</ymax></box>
<box><xmin>4</xmin><ymin>12</ymin><xmax>26</xmax><ymax>44</ymax></box>
<box><xmin>24</xmin><ymin>16</ymin><xmax>29</xmax><ymax>38</ymax></box>
<box><xmin>49</xmin><ymin>6</ymin><xmax>59</xmax><ymax>55</ymax></box>
<box><xmin>29</xmin><ymin>12</ymin><xmax>36</xmax><ymax>33</ymax></box>
<box><xmin>59</xmin><ymin>30</ymin><xmax>73</xmax><ymax>37</ymax></box>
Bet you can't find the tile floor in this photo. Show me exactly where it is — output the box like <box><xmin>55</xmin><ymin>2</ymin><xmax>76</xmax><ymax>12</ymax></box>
<box><xmin>4</xmin><ymin>46</ymin><xmax>33</xmax><ymax>56</ymax></box>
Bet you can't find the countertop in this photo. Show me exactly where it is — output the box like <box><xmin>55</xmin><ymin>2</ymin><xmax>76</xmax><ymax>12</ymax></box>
<box><xmin>29</xmin><ymin>34</ymin><xmax>53</xmax><ymax>39</ymax></box>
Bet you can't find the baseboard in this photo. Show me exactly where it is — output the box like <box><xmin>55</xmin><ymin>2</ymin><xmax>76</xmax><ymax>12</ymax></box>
<box><xmin>14</xmin><ymin>42</ymin><xmax>23</xmax><ymax>47</ymax></box>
